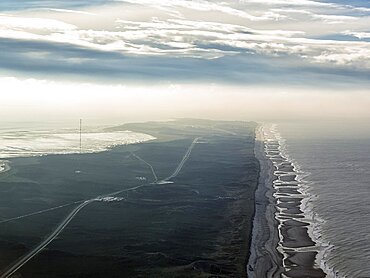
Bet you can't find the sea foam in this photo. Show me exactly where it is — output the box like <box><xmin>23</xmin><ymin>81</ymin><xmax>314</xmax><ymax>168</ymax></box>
<box><xmin>263</xmin><ymin>124</ymin><xmax>335</xmax><ymax>278</ymax></box>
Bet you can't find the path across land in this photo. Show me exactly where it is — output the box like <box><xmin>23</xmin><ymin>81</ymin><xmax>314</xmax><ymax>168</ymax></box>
<box><xmin>0</xmin><ymin>137</ymin><xmax>200</xmax><ymax>278</ymax></box>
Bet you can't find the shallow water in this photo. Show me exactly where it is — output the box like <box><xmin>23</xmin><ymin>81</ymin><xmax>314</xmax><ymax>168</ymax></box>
<box><xmin>0</xmin><ymin>125</ymin><xmax>155</xmax><ymax>159</ymax></box>
<box><xmin>262</xmin><ymin>124</ymin><xmax>326</xmax><ymax>277</ymax></box>
<box><xmin>278</xmin><ymin>122</ymin><xmax>370</xmax><ymax>278</ymax></box>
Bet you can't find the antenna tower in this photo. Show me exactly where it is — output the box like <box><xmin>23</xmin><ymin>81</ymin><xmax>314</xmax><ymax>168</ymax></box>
<box><xmin>79</xmin><ymin>119</ymin><xmax>82</xmax><ymax>154</ymax></box>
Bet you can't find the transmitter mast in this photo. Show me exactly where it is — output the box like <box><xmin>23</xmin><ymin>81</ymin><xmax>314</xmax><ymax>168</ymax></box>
<box><xmin>79</xmin><ymin>119</ymin><xmax>82</xmax><ymax>154</ymax></box>
<box><xmin>75</xmin><ymin>119</ymin><xmax>82</xmax><ymax>174</ymax></box>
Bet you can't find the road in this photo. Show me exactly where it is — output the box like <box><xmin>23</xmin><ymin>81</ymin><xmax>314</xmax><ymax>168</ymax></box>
<box><xmin>212</xmin><ymin>126</ymin><xmax>237</xmax><ymax>136</ymax></box>
<box><xmin>0</xmin><ymin>137</ymin><xmax>200</xmax><ymax>278</ymax></box>
<box><xmin>0</xmin><ymin>199</ymin><xmax>94</xmax><ymax>278</ymax></box>
<box><xmin>0</xmin><ymin>201</ymin><xmax>83</xmax><ymax>225</ymax></box>
<box><xmin>0</xmin><ymin>186</ymin><xmax>145</xmax><ymax>278</ymax></box>
<box><xmin>132</xmin><ymin>153</ymin><xmax>158</xmax><ymax>183</ymax></box>
<box><xmin>161</xmin><ymin>137</ymin><xmax>200</xmax><ymax>182</ymax></box>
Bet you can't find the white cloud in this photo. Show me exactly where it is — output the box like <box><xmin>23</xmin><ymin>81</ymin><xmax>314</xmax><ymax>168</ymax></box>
<box><xmin>314</xmin><ymin>48</ymin><xmax>370</xmax><ymax>67</ymax></box>
<box><xmin>239</xmin><ymin>0</ymin><xmax>334</xmax><ymax>7</ymax></box>
<box><xmin>343</xmin><ymin>30</ymin><xmax>370</xmax><ymax>39</ymax></box>
<box><xmin>115</xmin><ymin>0</ymin><xmax>286</xmax><ymax>21</ymax></box>
<box><xmin>0</xmin><ymin>0</ymin><xmax>369</xmax><ymax>70</ymax></box>
<box><xmin>38</xmin><ymin>8</ymin><xmax>97</xmax><ymax>16</ymax></box>
<box><xmin>311</xmin><ymin>14</ymin><xmax>357</xmax><ymax>24</ymax></box>
<box><xmin>0</xmin><ymin>15</ymin><xmax>76</xmax><ymax>30</ymax></box>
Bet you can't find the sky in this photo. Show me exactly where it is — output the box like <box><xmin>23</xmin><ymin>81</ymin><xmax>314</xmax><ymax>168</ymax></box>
<box><xmin>0</xmin><ymin>0</ymin><xmax>369</xmax><ymax>124</ymax></box>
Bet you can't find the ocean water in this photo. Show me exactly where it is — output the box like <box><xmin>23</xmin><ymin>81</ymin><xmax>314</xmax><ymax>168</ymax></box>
<box><xmin>277</xmin><ymin>121</ymin><xmax>370</xmax><ymax>278</ymax></box>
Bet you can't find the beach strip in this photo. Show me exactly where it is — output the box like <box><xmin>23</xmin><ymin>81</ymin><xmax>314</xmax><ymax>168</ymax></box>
<box><xmin>264</xmin><ymin>124</ymin><xmax>326</xmax><ymax>278</ymax></box>
<box><xmin>247</xmin><ymin>125</ymin><xmax>284</xmax><ymax>277</ymax></box>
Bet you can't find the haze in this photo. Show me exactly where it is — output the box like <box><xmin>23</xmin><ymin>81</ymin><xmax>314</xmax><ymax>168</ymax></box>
<box><xmin>0</xmin><ymin>0</ymin><xmax>369</xmax><ymax>126</ymax></box>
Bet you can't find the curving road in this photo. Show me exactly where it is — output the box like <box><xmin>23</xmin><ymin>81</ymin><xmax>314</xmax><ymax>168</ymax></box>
<box><xmin>132</xmin><ymin>152</ymin><xmax>158</xmax><ymax>183</ymax></box>
<box><xmin>0</xmin><ymin>137</ymin><xmax>200</xmax><ymax>278</ymax></box>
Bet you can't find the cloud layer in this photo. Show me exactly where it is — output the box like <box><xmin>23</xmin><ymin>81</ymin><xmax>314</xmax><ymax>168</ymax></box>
<box><xmin>0</xmin><ymin>0</ymin><xmax>369</xmax><ymax>86</ymax></box>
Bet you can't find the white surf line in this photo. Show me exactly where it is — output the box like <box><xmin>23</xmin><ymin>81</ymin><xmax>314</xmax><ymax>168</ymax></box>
<box><xmin>264</xmin><ymin>124</ymin><xmax>329</xmax><ymax>277</ymax></box>
<box><xmin>1</xmin><ymin>138</ymin><xmax>201</xmax><ymax>277</ymax></box>
<box><xmin>161</xmin><ymin>137</ymin><xmax>200</xmax><ymax>182</ymax></box>
<box><xmin>247</xmin><ymin>125</ymin><xmax>284</xmax><ymax>278</ymax></box>
<box><xmin>0</xmin><ymin>201</ymin><xmax>84</xmax><ymax>224</ymax></box>
<box><xmin>131</xmin><ymin>153</ymin><xmax>158</xmax><ymax>183</ymax></box>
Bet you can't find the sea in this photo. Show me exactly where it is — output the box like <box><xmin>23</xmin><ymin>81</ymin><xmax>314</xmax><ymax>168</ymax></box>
<box><xmin>276</xmin><ymin>121</ymin><xmax>370</xmax><ymax>278</ymax></box>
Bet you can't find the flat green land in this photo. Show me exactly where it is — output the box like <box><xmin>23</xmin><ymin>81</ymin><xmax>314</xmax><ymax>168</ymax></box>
<box><xmin>0</xmin><ymin>119</ymin><xmax>258</xmax><ymax>277</ymax></box>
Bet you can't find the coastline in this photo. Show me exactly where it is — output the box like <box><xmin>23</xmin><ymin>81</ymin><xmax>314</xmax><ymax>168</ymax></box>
<box><xmin>276</xmin><ymin>132</ymin><xmax>336</xmax><ymax>278</ymax></box>
<box><xmin>247</xmin><ymin>125</ymin><xmax>284</xmax><ymax>277</ymax></box>
<box><xmin>264</xmin><ymin>124</ymin><xmax>326</xmax><ymax>278</ymax></box>
<box><xmin>248</xmin><ymin>124</ymin><xmax>327</xmax><ymax>278</ymax></box>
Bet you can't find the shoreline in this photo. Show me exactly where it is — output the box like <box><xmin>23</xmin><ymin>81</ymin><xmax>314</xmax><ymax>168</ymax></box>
<box><xmin>247</xmin><ymin>125</ymin><xmax>284</xmax><ymax>277</ymax></box>
<box><xmin>248</xmin><ymin>124</ymin><xmax>327</xmax><ymax>278</ymax></box>
<box><xmin>264</xmin><ymin>124</ymin><xmax>326</xmax><ymax>278</ymax></box>
<box><xmin>277</xmin><ymin>137</ymin><xmax>336</xmax><ymax>278</ymax></box>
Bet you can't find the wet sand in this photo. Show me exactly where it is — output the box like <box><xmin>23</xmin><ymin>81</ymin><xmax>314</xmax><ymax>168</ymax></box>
<box><xmin>266</xmin><ymin>125</ymin><xmax>326</xmax><ymax>278</ymax></box>
<box><xmin>247</xmin><ymin>127</ymin><xmax>284</xmax><ymax>278</ymax></box>
<box><xmin>248</xmin><ymin>125</ymin><xmax>326</xmax><ymax>278</ymax></box>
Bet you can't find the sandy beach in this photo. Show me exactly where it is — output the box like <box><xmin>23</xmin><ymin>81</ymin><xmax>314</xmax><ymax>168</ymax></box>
<box><xmin>264</xmin><ymin>124</ymin><xmax>326</xmax><ymax>278</ymax></box>
<box><xmin>248</xmin><ymin>124</ymin><xmax>326</xmax><ymax>278</ymax></box>
<box><xmin>247</xmin><ymin>126</ymin><xmax>284</xmax><ymax>277</ymax></box>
